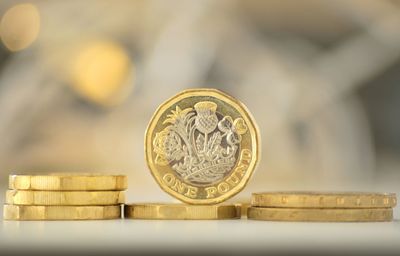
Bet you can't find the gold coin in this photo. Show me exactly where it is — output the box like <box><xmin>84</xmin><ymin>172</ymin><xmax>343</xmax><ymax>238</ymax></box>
<box><xmin>234</xmin><ymin>200</ymin><xmax>251</xmax><ymax>217</ymax></box>
<box><xmin>247</xmin><ymin>207</ymin><xmax>393</xmax><ymax>222</ymax></box>
<box><xmin>124</xmin><ymin>203</ymin><xmax>241</xmax><ymax>220</ymax></box>
<box><xmin>145</xmin><ymin>88</ymin><xmax>260</xmax><ymax>204</ymax></box>
<box><xmin>9</xmin><ymin>173</ymin><xmax>127</xmax><ymax>191</ymax></box>
<box><xmin>6</xmin><ymin>190</ymin><xmax>125</xmax><ymax>205</ymax></box>
<box><xmin>251</xmin><ymin>192</ymin><xmax>397</xmax><ymax>208</ymax></box>
<box><xmin>3</xmin><ymin>205</ymin><xmax>121</xmax><ymax>220</ymax></box>
<box><xmin>239</xmin><ymin>202</ymin><xmax>251</xmax><ymax>217</ymax></box>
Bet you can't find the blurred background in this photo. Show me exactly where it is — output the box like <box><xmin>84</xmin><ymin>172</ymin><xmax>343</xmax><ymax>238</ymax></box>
<box><xmin>0</xmin><ymin>0</ymin><xmax>399</xmax><ymax>203</ymax></box>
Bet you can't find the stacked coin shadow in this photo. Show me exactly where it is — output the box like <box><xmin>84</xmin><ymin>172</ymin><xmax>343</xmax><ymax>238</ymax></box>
<box><xmin>3</xmin><ymin>174</ymin><xmax>127</xmax><ymax>220</ymax></box>
<box><xmin>247</xmin><ymin>192</ymin><xmax>397</xmax><ymax>222</ymax></box>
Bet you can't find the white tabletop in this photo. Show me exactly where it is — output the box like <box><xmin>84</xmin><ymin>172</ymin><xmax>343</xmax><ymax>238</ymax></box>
<box><xmin>1</xmin><ymin>199</ymin><xmax>399</xmax><ymax>254</ymax></box>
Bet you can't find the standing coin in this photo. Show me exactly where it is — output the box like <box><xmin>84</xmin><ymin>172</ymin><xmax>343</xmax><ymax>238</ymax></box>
<box><xmin>145</xmin><ymin>88</ymin><xmax>260</xmax><ymax>204</ymax></box>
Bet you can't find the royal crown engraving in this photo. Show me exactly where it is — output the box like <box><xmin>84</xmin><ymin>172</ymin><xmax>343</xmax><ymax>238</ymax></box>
<box><xmin>153</xmin><ymin>101</ymin><xmax>248</xmax><ymax>185</ymax></box>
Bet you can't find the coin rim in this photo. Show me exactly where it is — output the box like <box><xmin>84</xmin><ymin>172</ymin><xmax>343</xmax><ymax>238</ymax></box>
<box><xmin>9</xmin><ymin>174</ymin><xmax>128</xmax><ymax>191</ymax></box>
<box><xmin>145</xmin><ymin>88</ymin><xmax>260</xmax><ymax>204</ymax></box>
<box><xmin>6</xmin><ymin>190</ymin><xmax>125</xmax><ymax>205</ymax></box>
<box><xmin>3</xmin><ymin>205</ymin><xmax>122</xmax><ymax>220</ymax></box>
<box><xmin>247</xmin><ymin>207</ymin><xmax>393</xmax><ymax>222</ymax></box>
<box><xmin>124</xmin><ymin>203</ymin><xmax>241</xmax><ymax>220</ymax></box>
<box><xmin>251</xmin><ymin>191</ymin><xmax>397</xmax><ymax>208</ymax></box>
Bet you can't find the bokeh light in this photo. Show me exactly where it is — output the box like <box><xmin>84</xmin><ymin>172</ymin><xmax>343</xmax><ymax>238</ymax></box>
<box><xmin>70</xmin><ymin>41</ymin><xmax>134</xmax><ymax>106</ymax></box>
<box><xmin>0</xmin><ymin>3</ymin><xmax>40</xmax><ymax>52</ymax></box>
<box><xmin>0</xmin><ymin>0</ymin><xmax>399</xmax><ymax>254</ymax></box>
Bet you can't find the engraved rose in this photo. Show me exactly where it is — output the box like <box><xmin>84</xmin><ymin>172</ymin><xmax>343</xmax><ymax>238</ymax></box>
<box><xmin>153</xmin><ymin>128</ymin><xmax>185</xmax><ymax>165</ymax></box>
<box><xmin>153</xmin><ymin>129</ymin><xmax>170</xmax><ymax>166</ymax></box>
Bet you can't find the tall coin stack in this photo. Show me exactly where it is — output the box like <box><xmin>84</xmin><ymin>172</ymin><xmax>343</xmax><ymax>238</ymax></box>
<box><xmin>125</xmin><ymin>88</ymin><xmax>260</xmax><ymax>220</ymax></box>
<box><xmin>248</xmin><ymin>192</ymin><xmax>397</xmax><ymax>222</ymax></box>
<box><xmin>3</xmin><ymin>173</ymin><xmax>127</xmax><ymax>220</ymax></box>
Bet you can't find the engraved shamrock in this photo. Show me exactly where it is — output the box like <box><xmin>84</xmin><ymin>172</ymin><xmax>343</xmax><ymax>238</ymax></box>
<box><xmin>218</xmin><ymin>116</ymin><xmax>248</xmax><ymax>145</ymax></box>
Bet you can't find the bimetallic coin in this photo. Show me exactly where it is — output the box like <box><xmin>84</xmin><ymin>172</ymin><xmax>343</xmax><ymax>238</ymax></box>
<box><xmin>3</xmin><ymin>205</ymin><xmax>121</xmax><ymax>220</ymax></box>
<box><xmin>9</xmin><ymin>173</ymin><xmax>127</xmax><ymax>191</ymax></box>
<box><xmin>6</xmin><ymin>190</ymin><xmax>125</xmax><ymax>205</ymax></box>
<box><xmin>124</xmin><ymin>203</ymin><xmax>241</xmax><ymax>220</ymax></box>
<box><xmin>247</xmin><ymin>207</ymin><xmax>393</xmax><ymax>222</ymax></box>
<box><xmin>145</xmin><ymin>88</ymin><xmax>260</xmax><ymax>204</ymax></box>
<box><xmin>251</xmin><ymin>192</ymin><xmax>397</xmax><ymax>208</ymax></box>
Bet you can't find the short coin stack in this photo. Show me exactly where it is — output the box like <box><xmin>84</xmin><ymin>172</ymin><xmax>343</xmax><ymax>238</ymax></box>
<box><xmin>248</xmin><ymin>192</ymin><xmax>397</xmax><ymax>222</ymax></box>
<box><xmin>125</xmin><ymin>88</ymin><xmax>260</xmax><ymax>220</ymax></box>
<box><xmin>3</xmin><ymin>173</ymin><xmax>127</xmax><ymax>220</ymax></box>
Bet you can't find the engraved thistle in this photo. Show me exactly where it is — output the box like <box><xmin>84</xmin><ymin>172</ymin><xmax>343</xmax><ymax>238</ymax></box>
<box><xmin>153</xmin><ymin>101</ymin><xmax>248</xmax><ymax>185</ymax></box>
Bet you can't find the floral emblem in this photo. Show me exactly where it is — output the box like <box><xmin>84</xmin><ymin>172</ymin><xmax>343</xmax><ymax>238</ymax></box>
<box><xmin>153</xmin><ymin>101</ymin><xmax>248</xmax><ymax>185</ymax></box>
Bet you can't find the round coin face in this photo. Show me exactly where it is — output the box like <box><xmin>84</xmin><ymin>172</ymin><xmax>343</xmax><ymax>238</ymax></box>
<box><xmin>145</xmin><ymin>88</ymin><xmax>260</xmax><ymax>204</ymax></box>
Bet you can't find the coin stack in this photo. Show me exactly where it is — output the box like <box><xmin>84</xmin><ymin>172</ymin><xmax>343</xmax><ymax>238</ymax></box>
<box><xmin>125</xmin><ymin>88</ymin><xmax>260</xmax><ymax>220</ymax></box>
<box><xmin>3</xmin><ymin>173</ymin><xmax>127</xmax><ymax>220</ymax></box>
<box><xmin>248</xmin><ymin>192</ymin><xmax>397</xmax><ymax>222</ymax></box>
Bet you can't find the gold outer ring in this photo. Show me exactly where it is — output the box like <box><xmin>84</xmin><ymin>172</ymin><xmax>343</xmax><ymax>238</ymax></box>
<box><xmin>145</xmin><ymin>88</ymin><xmax>260</xmax><ymax>204</ymax></box>
<box><xmin>247</xmin><ymin>207</ymin><xmax>393</xmax><ymax>222</ymax></box>
<box><xmin>6</xmin><ymin>190</ymin><xmax>125</xmax><ymax>205</ymax></box>
<box><xmin>9</xmin><ymin>174</ymin><xmax>127</xmax><ymax>191</ymax></box>
<box><xmin>251</xmin><ymin>192</ymin><xmax>397</xmax><ymax>208</ymax></box>
<box><xmin>3</xmin><ymin>205</ymin><xmax>121</xmax><ymax>220</ymax></box>
<box><xmin>124</xmin><ymin>203</ymin><xmax>241</xmax><ymax>220</ymax></box>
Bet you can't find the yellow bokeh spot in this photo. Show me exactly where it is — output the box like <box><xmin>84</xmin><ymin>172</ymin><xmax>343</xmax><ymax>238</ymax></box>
<box><xmin>0</xmin><ymin>3</ymin><xmax>40</xmax><ymax>52</ymax></box>
<box><xmin>71</xmin><ymin>41</ymin><xmax>133</xmax><ymax>106</ymax></box>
